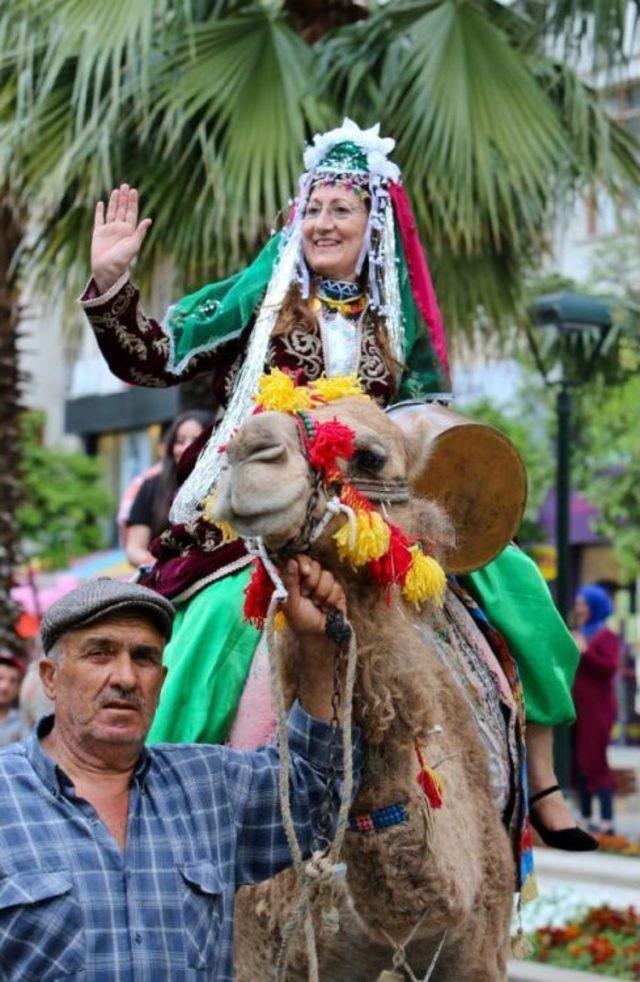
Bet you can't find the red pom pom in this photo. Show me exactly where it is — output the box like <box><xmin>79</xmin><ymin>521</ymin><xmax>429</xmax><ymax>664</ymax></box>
<box><xmin>243</xmin><ymin>560</ymin><xmax>275</xmax><ymax>629</ymax></box>
<box><xmin>417</xmin><ymin>767</ymin><xmax>444</xmax><ymax>809</ymax></box>
<box><xmin>368</xmin><ymin>522</ymin><xmax>414</xmax><ymax>593</ymax></box>
<box><xmin>308</xmin><ymin>419</ymin><xmax>356</xmax><ymax>482</ymax></box>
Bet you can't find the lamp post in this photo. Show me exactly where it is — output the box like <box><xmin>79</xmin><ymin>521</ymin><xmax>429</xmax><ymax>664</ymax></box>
<box><xmin>527</xmin><ymin>292</ymin><xmax>612</xmax><ymax>784</ymax></box>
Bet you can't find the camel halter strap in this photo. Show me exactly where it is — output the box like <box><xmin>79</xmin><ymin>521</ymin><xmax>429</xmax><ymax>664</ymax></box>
<box><xmin>253</xmin><ymin>555</ymin><xmax>359</xmax><ymax>982</ymax></box>
<box><xmin>284</xmin><ymin>411</ymin><xmax>411</xmax><ymax>555</ymax></box>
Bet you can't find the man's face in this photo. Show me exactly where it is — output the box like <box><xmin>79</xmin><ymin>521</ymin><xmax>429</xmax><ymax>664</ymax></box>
<box><xmin>0</xmin><ymin>664</ymin><xmax>21</xmax><ymax>711</ymax></box>
<box><xmin>40</xmin><ymin>613</ymin><xmax>166</xmax><ymax>749</ymax></box>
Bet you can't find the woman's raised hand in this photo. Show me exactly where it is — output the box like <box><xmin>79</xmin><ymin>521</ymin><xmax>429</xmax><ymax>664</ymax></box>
<box><xmin>91</xmin><ymin>184</ymin><xmax>152</xmax><ymax>294</ymax></box>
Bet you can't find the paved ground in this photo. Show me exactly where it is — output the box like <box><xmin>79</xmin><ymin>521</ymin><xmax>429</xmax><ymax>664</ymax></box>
<box><xmin>508</xmin><ymin>962</ymin><xmax>622</xmax><ymax>981</ymax></box>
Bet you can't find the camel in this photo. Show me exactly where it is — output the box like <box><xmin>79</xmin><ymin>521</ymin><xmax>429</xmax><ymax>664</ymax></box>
<box><xmin>214</xmin><ymin>395</ymin><xmax>517</xmax><ymax>981</ymax></box>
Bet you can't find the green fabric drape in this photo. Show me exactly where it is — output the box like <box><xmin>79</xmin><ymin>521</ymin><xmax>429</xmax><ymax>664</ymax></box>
<box><xmin>394</xmin><ymin>228</ymin><xmax>451</xmax><ymax>398</ymax></box>
<box><xmin>167</xmin><ymin>233</ymin><xmax>282</xmax><ymax>372</ymax></box>
<box><xmin>463</xmin><ymin>545</ymin><xmax>579</xmax><ymax>726</ymax></box>
<box><xmin>147</xmin><ymin>569</ymin><xmax>259</xmax><ymax>745</ymax></box>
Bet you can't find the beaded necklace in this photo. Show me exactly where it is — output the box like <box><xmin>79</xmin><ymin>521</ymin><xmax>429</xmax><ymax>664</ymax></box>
<box><xmin>312</xmin><ymin>278</ymin><xmax>367</xmax><ymax>318</ymax></box>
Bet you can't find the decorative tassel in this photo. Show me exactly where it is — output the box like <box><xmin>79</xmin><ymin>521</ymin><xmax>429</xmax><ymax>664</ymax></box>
<box><xmin>308</xmin><ymin>374</ymin><xmax>364</xmax><ymax>403</ymax></box>
<box><xmin>519</xmin><ymin>871</ymin><xmax>539</xmax><ymax>905</ymax></box>
<box><xmin>415</xmin><ymin>741</ymin><xmax>444</xmax><ymax>809</ymax></box>
<box><xmin>340</xmin><ymin>482</ymin><xmax>373</xmax><ymax>515</ymax></box>
<box><xmin>511</xmin><ymin>928</ymin><xmax>533</xmax><ymax>960</ymax></box>
<box><xmin>308</xmin><ymin>419</ymin><xmax>356</xmax><ymax>482</ymax></box>
<box><xmin>202</xmin><ymin>494</ymin><xmax>238</xmax><ymax>542</ymax></box>
<box><xmin>255</xmin><ymin>368</ymin><xmax>313</xmax><ymax>413</ymax></box>
<box><xmin>273</xmin><ymin>610</ymin><xmax>288</xmax><ymax>633</ymax></box>
<box><xmin>511</xmin><ymin>895</ymin><xmax>534</xmax><ymax>958</ymax></box>
<box><xmin>334</xmin><ymin>508</ymin><xmax>390</xmax><ymax>567</ymax></box>
<box><xmin>243</xmin><ymin>560</ymin><xmax>275</xmax><ymax>629</ymax></box>
<box><xmin>402</xmin><ymin>546</ymin><xmax>446</xmax><ymax>608</ymax></box>
<box><xmin>368</xmin><ymin>522</ymin><xmax>414</xmax><ymax>595</ymax></box>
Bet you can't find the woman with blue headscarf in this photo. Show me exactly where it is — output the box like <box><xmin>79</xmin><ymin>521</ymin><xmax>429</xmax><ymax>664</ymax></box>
<box><xmin>572</xmin><ymin>585</ymin><xmax>621</xmax><ymax>834</ymax></box>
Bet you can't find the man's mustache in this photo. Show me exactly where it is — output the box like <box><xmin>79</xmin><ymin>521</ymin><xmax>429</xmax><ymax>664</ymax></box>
<box><xmin>97</xmin><ymin>688</ymin><xmax>144</xmax><ymax>710</ymax></box>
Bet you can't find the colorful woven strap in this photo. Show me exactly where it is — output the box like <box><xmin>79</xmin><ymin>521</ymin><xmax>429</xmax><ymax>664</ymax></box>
<box><xmin>349</xmin><ymin>802</ymin><xmax>408</xmax><ymax>833</ymax></box>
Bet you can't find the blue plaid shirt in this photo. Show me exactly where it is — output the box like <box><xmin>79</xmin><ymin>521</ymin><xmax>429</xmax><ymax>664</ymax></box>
<box><xmin>0</xmin><ymin>705</ymin><xmax>362</xmax><ymax>980</ymax></box>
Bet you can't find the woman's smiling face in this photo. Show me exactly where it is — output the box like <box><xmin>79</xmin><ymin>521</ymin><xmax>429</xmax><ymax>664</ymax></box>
<box><xmin>301</xmin><ymin>184</ymin><xmax>368</xmax><ymax>281</ymax></box>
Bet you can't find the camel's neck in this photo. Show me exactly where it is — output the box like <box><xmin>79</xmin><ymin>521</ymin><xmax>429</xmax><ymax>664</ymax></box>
<box><xmin>333</xmin><ymin>576</ymin><xmax>447</xmax><ymax>813</ymax></box>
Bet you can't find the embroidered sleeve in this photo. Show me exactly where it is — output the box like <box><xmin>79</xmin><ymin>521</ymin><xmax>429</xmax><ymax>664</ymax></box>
<box><xmin>79</xmin><ymin>275</ymin><xmax>243</xmax><ymax>391</ymax></box>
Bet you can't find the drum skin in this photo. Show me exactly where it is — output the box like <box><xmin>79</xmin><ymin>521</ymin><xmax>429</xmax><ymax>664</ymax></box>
<box><xmin>387</xmin><ymin>402</ymin><xmax>528</xmax><ymax>574</ymax></box>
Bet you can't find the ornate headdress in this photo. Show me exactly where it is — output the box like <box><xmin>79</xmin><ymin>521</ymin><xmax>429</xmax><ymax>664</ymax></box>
<box><xmin>169</xmin><ymin>119</ymin><xmax>450</xmax><ymax>524</ymax></box>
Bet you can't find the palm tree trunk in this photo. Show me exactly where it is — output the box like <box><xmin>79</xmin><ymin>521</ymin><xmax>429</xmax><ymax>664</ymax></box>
<box><xmin>285</xmin><ymin>0</ymin><xmax>367</xmax><ymax>41</ymax></box>
<box><xmin>0</xmin><ymin>192</ymin><xmax>26</xmax><ymax>657</ymax></box>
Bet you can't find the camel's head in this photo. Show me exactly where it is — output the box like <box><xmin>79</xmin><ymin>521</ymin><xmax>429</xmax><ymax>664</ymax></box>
<box><xmin>215</xmin><ymin>396</ymin><xmax>412</xmax><ymax>548</ymax></box>
<box><xmin>213</xmin><ymin>374</ymin><xmax>453</xmax><ymax>617</ymax></box>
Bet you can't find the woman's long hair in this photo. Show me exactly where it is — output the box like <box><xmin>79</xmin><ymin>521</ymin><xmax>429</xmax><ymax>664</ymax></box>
<box><xmin>151</xmin><ymin>409</ymin><xmax>215</xmax><ymax>536</ymax></box>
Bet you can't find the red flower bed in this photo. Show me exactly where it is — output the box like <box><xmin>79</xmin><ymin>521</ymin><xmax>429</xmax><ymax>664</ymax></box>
<box><xmin>528</xmin><ymin>905</ymin><xmax>640</xmax><ymax>978</ymax></box>
<box><xmin>594</xmin><ymin>833</ymin><xmax>640</xmax><ymax>857</ymax></box>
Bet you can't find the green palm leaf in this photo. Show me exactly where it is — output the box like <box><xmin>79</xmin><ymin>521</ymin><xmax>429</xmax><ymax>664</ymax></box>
<box><xmin>385</xmin><ymin>1</ymin><xmax>568</xmax><ymax>251</ymax></box>
<box><xmin>152</xmin><ymin>7</ymin><xmax>330</xmax><ymax>244</ymax></box>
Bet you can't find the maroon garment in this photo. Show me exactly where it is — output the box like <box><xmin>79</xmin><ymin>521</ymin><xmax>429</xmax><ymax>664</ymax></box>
<box><xmin>81</xmin><ymin>277</ymin><xmax>396</xmax><ymax>599</ymax></box>
<box><xmin>80</xmin><ymin>276</ymin><xmax>395</xmax><ymax>407</ymax></box>
<box><xmin>573</xmin><ymin>627</ymin><xmax>620</xmax><ymax>793</ymax></box>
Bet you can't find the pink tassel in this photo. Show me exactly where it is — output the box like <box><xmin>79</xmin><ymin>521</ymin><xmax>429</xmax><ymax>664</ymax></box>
<box><xmin>388</xmin><ymin>182</ymin><xmax>450</xmax><ymax>378</ymax></box>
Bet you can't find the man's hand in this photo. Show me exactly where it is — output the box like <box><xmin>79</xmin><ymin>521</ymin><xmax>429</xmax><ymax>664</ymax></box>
<box><xmin>281</xmin><ymin>557</ymin><xmax>346</xmax><ymax>640</ymax></box>
<box><xmin>91</xmin><ymin>184</ymin><xmax>152</xmax><ymax>294</ymax></box>
<box><xmin>281</xmin><ymin>557</ymin><xmax>347</xmax><ymax>722</ymax></box>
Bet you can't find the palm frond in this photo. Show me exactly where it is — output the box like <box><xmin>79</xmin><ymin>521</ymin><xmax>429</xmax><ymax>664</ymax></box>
<box><xmin>35</xmin><ymin>0</ymin><xmax>177</xmax><ymax>123</ymax></box>
<box><xmin>535</xmin><ymin>59</ymin><xmax>640</xmax><ymax>188</ymax></box>
<box><xmin>152</xmin><ymin>7</ymin><xmax>330</xmax><ymax>243</ymax></box>
<box><xmin>384</xmin><ymin>1</ymin><xmax>569</xmax><ymax>254</ymax></box>
<box><xmin>523</xmin><ymin>0</ymin><xmax>636</xmax><ymax>67</ymax></box>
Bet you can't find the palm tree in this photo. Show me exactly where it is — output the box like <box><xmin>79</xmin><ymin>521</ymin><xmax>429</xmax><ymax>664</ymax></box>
<box><xmin>0</xmin><ymin>0</ymin><xmax>638</xmax><ymax>639</ymax></box>
<box><xmin>0</xmin><ymin>193</ymin><xmax>26</xmax><ymax>656</ymax></box>
<box><xmin>3</xmin><ymin>1</ymin><xmax>638</xmax><ymax>321</ymax></box>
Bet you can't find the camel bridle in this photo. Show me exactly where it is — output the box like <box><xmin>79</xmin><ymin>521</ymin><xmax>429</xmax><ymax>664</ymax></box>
<box><xmin>252</xmin><ymin>411</ymin><xmax>412</xmax><ymax>564</ymax></box>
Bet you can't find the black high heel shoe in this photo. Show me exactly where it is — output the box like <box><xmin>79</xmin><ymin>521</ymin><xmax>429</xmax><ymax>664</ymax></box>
<box><xmin>529</xmin><ymin>785</ymin><xmax>599</xmax><ymax>851</ymax></box>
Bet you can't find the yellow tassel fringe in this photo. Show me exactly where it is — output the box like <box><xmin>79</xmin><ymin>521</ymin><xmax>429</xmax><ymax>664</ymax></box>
<box><xmin>308</xmin><ymin>374</ymin><xmax>364</xmax><ymax>403</ymax></box>
<box><xmin>273</xmin><ymin>610</ymin><xmax>288</xmax><ymax>633</ymax></box>
<box><xmin>334</xmin><ymin>509</ymin><xmax>390</xmax><ymax>567</ymax></box>
<box><xmin>255</xmin><ymin>369</ymin><xmax>313</xmax><ymax>413</ymax></box>
<box><xmin>202</xmin><ymin>493</ymin><xmax>238</xmax><ymax>543</ymax></box>
<box><xmin>402</xmin><ymin>547</ymin><xmax>446</xmax><ymax>608</ymax></box>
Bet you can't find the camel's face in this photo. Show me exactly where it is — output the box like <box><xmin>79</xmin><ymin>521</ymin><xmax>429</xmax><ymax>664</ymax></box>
<box><xmin>214</xmin><ymin>398</ymin><xmax>410</xmax><ymax>551</ymax></box>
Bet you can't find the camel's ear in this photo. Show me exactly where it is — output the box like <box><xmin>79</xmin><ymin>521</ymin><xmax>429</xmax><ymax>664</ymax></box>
<box><xmin>389</xmin><ymin>403</ymin><xmax>528</xmax><ymax>574</ymax></box>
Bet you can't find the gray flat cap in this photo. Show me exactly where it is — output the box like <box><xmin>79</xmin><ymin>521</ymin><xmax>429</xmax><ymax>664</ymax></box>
<box><xmin>41</xmin><ymin>578</ymin><xmax>175</xmax><ymax>653</ymax></box>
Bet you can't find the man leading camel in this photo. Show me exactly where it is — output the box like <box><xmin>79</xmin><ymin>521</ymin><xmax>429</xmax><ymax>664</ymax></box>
<box><xmin>0</xmin><ymin>565</ymin><xmax>357</xmax><ymax>981</ymax></box>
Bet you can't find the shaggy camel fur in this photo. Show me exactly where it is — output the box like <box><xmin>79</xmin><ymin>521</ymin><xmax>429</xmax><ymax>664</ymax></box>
<box><xmin>215</xmin><ymin>397</ymin><xmax>516</xmax><ymax>981</ymax></box>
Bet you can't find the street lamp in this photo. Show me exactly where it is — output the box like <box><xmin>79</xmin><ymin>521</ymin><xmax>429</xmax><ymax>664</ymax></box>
<box><xmin>527</xmin><ymin>292</ymin><xmax>612</xmax><ymax>787</ymax></box>
<box><xmin>527</xmin><ymin>292</ymin><xmax>613</xmax><ymax>620</ymax></box>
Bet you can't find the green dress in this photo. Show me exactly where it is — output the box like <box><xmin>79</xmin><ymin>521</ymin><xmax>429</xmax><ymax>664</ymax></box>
<box><xmin>147</xmin><ymin>568</ymin><xmax>259</xmax><ymax>744</ymax></box>
<box><xmin>465</xmin><ymin>544</ymin><xmax>579</xmax><ymax>726</ymax></box>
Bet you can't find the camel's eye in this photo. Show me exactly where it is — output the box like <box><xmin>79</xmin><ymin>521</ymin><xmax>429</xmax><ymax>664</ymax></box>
<box><xmin>352</xmin><ymin>445</ymin><xmax>387</xmax><ymax>474</ymax></box>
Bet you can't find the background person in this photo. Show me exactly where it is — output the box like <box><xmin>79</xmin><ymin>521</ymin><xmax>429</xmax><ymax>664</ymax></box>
<box><xmin>0</xmin><ymin>567</ymin><xmax>358</xmax><ymax>981</ymax></box>
<box><xmin>125</xmin><ymin>409</ymin><xmax>214</xmax><ymax>568</ymax></box>
<box><xmin>0</xmin><ymin>654</ymin><xmax>28</xmax><ymax>746</ymax></box>
<box><xmin>572</xmin><ymin>584</ymin><xmax>621</xmax><ymax>834</ymax></box>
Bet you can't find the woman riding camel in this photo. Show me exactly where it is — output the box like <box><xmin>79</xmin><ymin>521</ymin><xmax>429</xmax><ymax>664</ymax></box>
<box><xmin>80</xmin><ymin>119</ymin><xmax>595</xmax><ymax>850</ymax></box>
